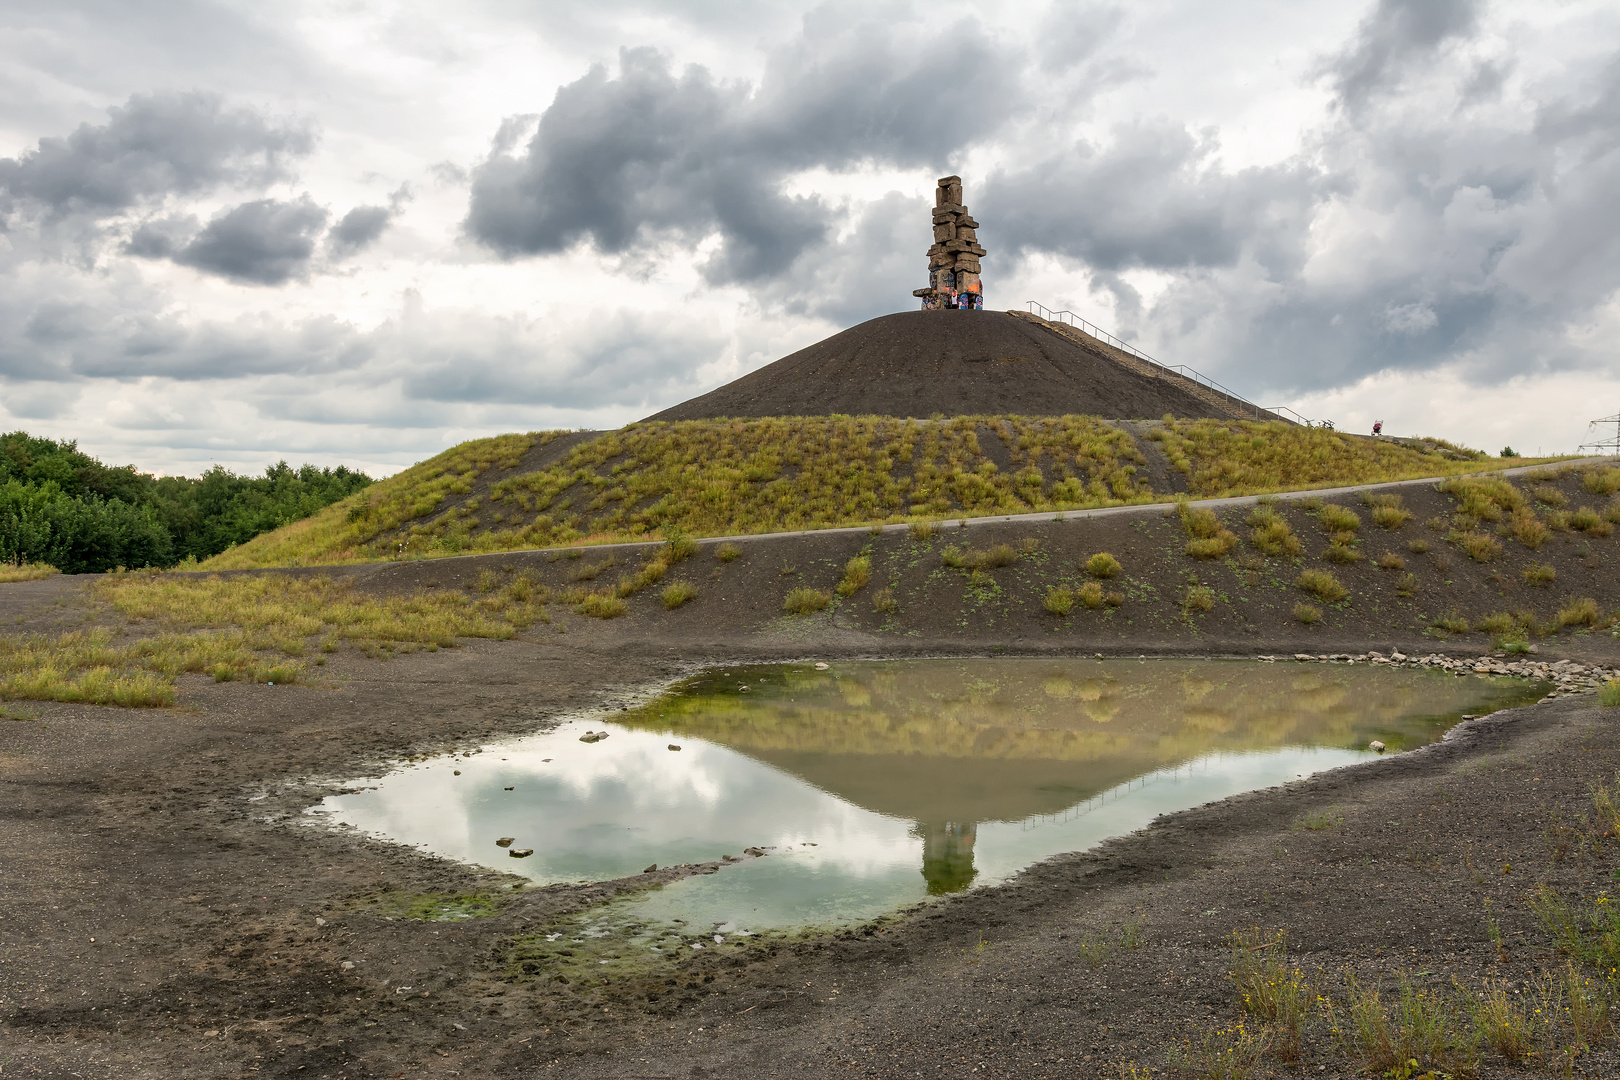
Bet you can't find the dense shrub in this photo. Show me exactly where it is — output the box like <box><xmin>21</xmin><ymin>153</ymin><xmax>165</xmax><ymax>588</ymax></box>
<box><xmin>0</xmin><ymin>431</ymin><xmax>370</xmax><ymax>573</ymax></box>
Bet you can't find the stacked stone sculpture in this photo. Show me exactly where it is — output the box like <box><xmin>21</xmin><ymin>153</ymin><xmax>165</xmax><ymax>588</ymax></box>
<box><xmin>913</xmin><ymin>175</ymin><xmax>988</xmax><ymax>311</ymax></box>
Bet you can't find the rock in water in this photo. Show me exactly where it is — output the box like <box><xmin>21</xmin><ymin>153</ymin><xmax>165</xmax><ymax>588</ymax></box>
<box><xmin>496</xmin><ymin>837</ymin><xmax>514</xmax><ymax>847</ymax></box>
<box><xmin>1369</xmin><ymin>740</ymin><xmax>1386</xmax><ymax>752</ymax></box>
<box><xmin>509</xmin><ymin>848</ymin><xmax>533</xmax><ymax>858</ymax></box>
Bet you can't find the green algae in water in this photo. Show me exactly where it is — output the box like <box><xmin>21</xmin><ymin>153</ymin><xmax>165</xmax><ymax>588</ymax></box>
<box><xmin>319</xmin><ymin>658</ymin><xmax>1545</xmax><ymax>935</ymax></box>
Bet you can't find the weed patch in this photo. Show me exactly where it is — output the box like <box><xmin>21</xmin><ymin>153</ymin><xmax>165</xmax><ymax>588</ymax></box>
<box><xmin>0</xmin><ymin>562</ymin><xmax>59</xmax><ymax>583</ymax></box>
<box><xmin>660</xmin><ymin>581</ymin><xmax>698</xmax><ymax>609</ymax></box>
<box><xmin>1524</xmin><ymin>562</ymin><xmax>1556</xmax><ymax>586</ymax></box>
<box><xmin>835</xmin><ymin>555</ymin><xmax>872</xmax><ymax>596</ymax></box>
<box><xmin>1180</xmin><ymin>504</ymin><xmax>1238</xmax><ymax>560</ymax></box>
<box><xmin>1247</xmin><ymin>506</ymin><xmax>1302</xmax><ymax>558</ymax></box>
<box><xmin>1086</xmin><ymin>551</ymin><xmax>1122</xmax><ymax>578</ymax></box>
<box><xmin>1183</xmin><ymin>585</ymin><xmax>1216</xmax><ymax>613</ymax></box>
<box><xmin>783</xmin><ymin>587</ymin><xmax>831</xmax><ymax>615</ymax></box>
<box><xmin>1296</xmin><ymin>569</ymin><xmax>1348</xmax><ymax>603</ymax></box>
<box><xmin>1557</xmin><ymin>597</ymin><xmax>1601</xmax><ymax>629</ymax></box>
<box><xmin>1293</xmin><ymin>602</ymin><xmax>1322</xmax><ymax>625</ymax></box>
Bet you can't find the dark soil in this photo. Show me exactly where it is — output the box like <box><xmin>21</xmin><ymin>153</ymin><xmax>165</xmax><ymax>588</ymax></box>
<box><xmin>645</xmin><ymin>312</ymin><xmax>1226</xmax><ymax>422</ymax></box>
<box><xmin>4</xmin><ymin>468</ymin><xmax>1620</xmax><ymax>1079</ymax></box>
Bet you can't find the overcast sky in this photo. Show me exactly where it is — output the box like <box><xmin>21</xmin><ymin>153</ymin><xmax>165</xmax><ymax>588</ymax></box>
<box><xmin>1</xmin><ymin>0</ymin><xmax>1617</xmax><ymax>477</ymax></box>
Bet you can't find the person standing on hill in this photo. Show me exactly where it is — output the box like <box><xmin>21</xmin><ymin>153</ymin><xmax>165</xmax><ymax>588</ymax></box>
<box><xmin>1372</xmin><ymin>420</ymin><xmax>1383</xmax><ymax>436</ymax></box>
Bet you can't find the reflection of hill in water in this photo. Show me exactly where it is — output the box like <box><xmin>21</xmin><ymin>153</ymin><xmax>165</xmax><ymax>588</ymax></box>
<box><xmin>621</xmin><ymin>659</ymin><xmax>1534</xmax><ymax>825</ymax></box>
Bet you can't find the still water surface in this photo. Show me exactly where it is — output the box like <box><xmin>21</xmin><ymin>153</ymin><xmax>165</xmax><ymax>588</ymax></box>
<box><xmin>317</xmin><ymin>658</ymin><xmax>1542</xmax><ymax>930</ymax></box>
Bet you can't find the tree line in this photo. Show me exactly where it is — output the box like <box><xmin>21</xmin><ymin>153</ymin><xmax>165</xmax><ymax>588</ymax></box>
<box><xmin>0</xmin><ymin>431</ymin><xmax>372</xmax><ymax>574</ymax></box>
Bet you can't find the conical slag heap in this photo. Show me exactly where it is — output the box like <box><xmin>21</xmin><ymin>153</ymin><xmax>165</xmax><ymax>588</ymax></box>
<box><xmin>912</xmin><ymin>175</ymin><xmax>988</xmax><ymax>311</ymax></box>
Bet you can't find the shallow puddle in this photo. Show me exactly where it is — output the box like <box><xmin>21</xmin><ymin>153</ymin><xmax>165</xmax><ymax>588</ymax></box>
<box><xmin>316</xmin><ymin>658</ymin><xmax>1543</xmax><ymax>932</ymax></box>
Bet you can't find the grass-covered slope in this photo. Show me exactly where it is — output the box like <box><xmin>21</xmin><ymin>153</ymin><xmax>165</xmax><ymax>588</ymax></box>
<box><xmin>202</xmin><ymin>416</ymin><xmax>1550</xmax><ymax>570</ymax></box>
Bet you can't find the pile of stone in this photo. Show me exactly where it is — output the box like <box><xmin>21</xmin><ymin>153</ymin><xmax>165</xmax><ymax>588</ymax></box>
<box><xmin>913</xmin><ymin>174</ymin><xmax>988</xmax><ymax>311</ymax></box>
<box><xmin>1261</xmin><ymin>651</ymin><xmax>1617</xmax><ymax>700</ymax></box>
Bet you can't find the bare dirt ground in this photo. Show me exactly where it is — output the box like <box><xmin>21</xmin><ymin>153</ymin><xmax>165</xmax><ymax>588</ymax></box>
<box><xmin>645</xmin><ymin>311</ymin><xmax>1224</xmax><ymax>422</ymax></box>
<box><xmin>4</xmin><ymin>469</ymin><xmax>1620</xmax><ymax>1079</ymax></box>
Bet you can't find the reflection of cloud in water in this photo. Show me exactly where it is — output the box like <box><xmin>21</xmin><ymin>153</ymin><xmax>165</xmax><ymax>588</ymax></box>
<box><xmin>320</xmin><ymin>660</ymin><xmax>1546</xmax><ymax>931</ymax></box>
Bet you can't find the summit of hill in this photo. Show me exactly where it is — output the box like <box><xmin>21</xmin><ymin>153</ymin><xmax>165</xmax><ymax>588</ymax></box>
<box><xmin>647</xmin><ymin>310</ymin><xmax>1269</xmax><ymax>423</ymax></box>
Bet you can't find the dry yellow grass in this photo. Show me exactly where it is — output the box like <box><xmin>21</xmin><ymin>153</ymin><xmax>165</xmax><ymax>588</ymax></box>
<box><xmin>0</xmin><ymin>570</ymin><xmax>559</xmax><ymax>708</ymax></box>
<box><xmin>203</xmin><ymin>417</ymin><xmax>1555</xmax><ymax>570</ymax></box>
<box><xmin>0</xmin><ymin>563</ymin><xmax>60</xmax><ymax>583</ymax></box>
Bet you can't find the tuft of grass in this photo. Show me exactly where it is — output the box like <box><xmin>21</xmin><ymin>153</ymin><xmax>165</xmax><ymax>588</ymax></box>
<box><xmin>0</xmin><ymin>563</ymin><xmax>60</xmax><ymax>583</ymax></box>
<box><xmin>1322</xmin><ymin>542</ymin><xmax>1364</xmax><ymax>564</ymax></box>
<box><xmin>1169</xmin><ymin>1026</ymin><xmax>1271</xmax><ymax>1080</ymax></box>
<box><xmin>715</xmin><ymin>542</ymin><xmax>741</xmax><ymax>563</ymax></box>
<box><xmin>1293</xmin><ymin>602</ymin><xmax>1322</xmax><ymax>624</ymax></box>
<box><xmin>1506</xmin><ymin>507</ymin><xmax>1551</xmax><ymax>549</ymax></box>
<box><xmin>1432</xmin><ymin>611</ymin><xmax>1471</xmax><ymax>634</ymax></box>
<box><xmin>660</xmin><ymin>581</ymin><xmax>698</xmax><ymax>609</ymax></box>
<box><xmin>1524</xmin><ymin>562</ymin><xmax>1556</xmax><ymax>586</ymax></box>
<box><xmin>909</xmin><ymin>519</ymin><xmax>939</xmax><ymax>541</ymax></box>
<box><xmin>573</xmin><ymin>591</ymin><xmax>626</xmax><ymax>618</ymax></box>
<box><xmin>1371</xmin><ymin>504</ymin><xmax>1413</xmax><ymax>529</ymax></box>
<box><xmin>1085</xmin><ymin>552</ymin><xmax>1122</xmax><ymax>578</ymax></box>
<box><xmin>942</xmin><ymin>544</ymin><xmax>1018</xmax><ymax>572</ymax></box>
<box><xmin>1407</xmin><ymin>538</ymin><xmax>1429</xmax><ymax>554</ymax></box>
<box><xmin>1296</xmin><ymin>569</ymin><xmax>1348</xmax><ymax>603</ymax></box>
<box><xmin>1183</xmin><ymin>585</ymin><xmax>1216</xmax><ymax>613</ymax></box>
<box><xmin>782</xmin><ymin>587</ymin><xmax>831</xmax><ymax>615</ymax></box>
<box><xmin>1571</xmin><ymin>506</ymin><xmax>1614</xmax><ymax>536</ymax></box>
<box><xmin>1076</xmin><ymin>929</ymin><xmax>1113</xmax><ymax>970</ymax></box>
<box><xmin>1394</xmin><ymin>573</ymin><xmax>1418</xmax><ymax>598</ymax></box>
<box><xmin>1044</xmin><ymin>585</ymin><xmax>1075</xmax><ymax>616</ymax></box>
<box><xmin>1438</xmin><ymin>474</ymin><xmax>1526</xmax><ymax>523</ymax></box>
<box><xmin>835</xmin><ymin>555</ymin><xmax>872</xmax><ymax>596</ymax></box>
<box><xmin>1332</xmin><ymin>972</ymin><xmax>1481</xmax><ymax>1076</ymax></box>
<box><xmin>1247</xmin><ymin>506</ymin><xmax>1302</xmax><ymax>558</ymax></box>
<box><xmin>1450</xmin><ymin>530</ymin><xmax>1503</xmax><ymax>562</ymax></box>
<box><xmin>1299</xmin><ymin>808</ymin><xmax>1344</xmax><ymax>831</ymax></box>
<box><xmin>1476</xmin><ymin>612</ymin><xmax>1517</xmax><ymax>635</ymax></box>
<box><xmin>1471</xmin><ymin>982</ymin><xmax>1533</xmax><ymax>1062</ymax></box>
<box><xmin>1230</xmin><ymin>928</ymin><xmax>1309</xmax><ymax>1063</ymax></box>
<box><xmin>1599</xmin><ymin>680</ymin><xmax>1620</xmax><ymax>707</ymax></box>
<box><xmin>1180</xmin><ymin>504</ymin><xmax>1238</xmax><ymax>560</ymax></box>
<box><xmin>570</xmin><ymin>557</ymin><xmax>614</xmax><ymax>582</ymax></box>
<box><xmin>1556</xmin><ymin>597</ymin><xmax>1601</xmax><ymax>629</ymax></box>
<box><xmin>662</xmin><ymin>527</ymin><xmax>698</xmax><ymax>562</ymax></box>
<box><xmin>1078</xmin><ymin>581</ymin><xmax>1108</xmax><ymax>609</ymax></box>
<box><xmin>1376</xmin><ymin>551</ymin><xmax>1405</xmax><ymax>570</ymax></box>
<box><xmin>1533</xmin><ymin>485</ymin><xmax>1568</xmax><ymax>507</ymax></box>
<box><xmin>1583</xmin><ymin>467</ymin><xmax>1620</xmax><ymax>496</ymax></box>
<box><xmin>1318</xmin><ymin>503</ymin><xmax>1361</xmax><ymax>532</ymax></box>
<box><xmin>872</xmin><ymin>586</ymin><xmax>898</xmax><ymax>614</ymax></box>
<box><xmin>1529</xmin><ymin>885</ymin><xmax>1620</xmax><ymax>969</ymax></box>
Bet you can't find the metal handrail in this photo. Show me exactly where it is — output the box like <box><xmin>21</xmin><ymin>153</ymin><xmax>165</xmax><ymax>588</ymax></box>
<box><xmin>1024</xmin><ymin>300</ymin><xmax>1318</xmax><ymax>426</ymax></box>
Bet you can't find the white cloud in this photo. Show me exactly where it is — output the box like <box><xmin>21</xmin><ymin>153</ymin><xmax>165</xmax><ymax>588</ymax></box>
<box><xmin>0</xmin><ymin>0</ymin><xmax>1614</xmax><ymax>477</ymax></box>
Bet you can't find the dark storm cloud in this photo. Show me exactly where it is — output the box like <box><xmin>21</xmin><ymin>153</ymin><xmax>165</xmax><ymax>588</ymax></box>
<box><xmin>325</xmin><ymin>184</ymin><xmax>410</xmax><ymax>260</ymax></box>
<box><xmin>0</xmin><ymin>91</ymin><xmax>314</xmax><ymax>218</ymax></box>
<box><xmin>123</xmin><ymin>213</ymin><xmax>199</xmax><ymax>258</ymax></box>
<box><xmin>1323</xmin><ymin>0</ymin><xmax>1482</xmax><ymax>112</ymax></box>
<box><xmin>172</xmin><ymin>195</ymin><xmax>329</xmax><ymax>285</ymax></box>
<box><xmin>982</xmin><ymin>120</ymin><xmax>1324</xmax><ymax>276</ymax></box>
<box><xmin>326</xmin><ymin>206</ymin><xmax>392</xmax><ymax>259</ymax></box>
<box><xmin>464</xmin><ymin>20</ymin><xmax>1025</xmax><ymax>284</ymax></box>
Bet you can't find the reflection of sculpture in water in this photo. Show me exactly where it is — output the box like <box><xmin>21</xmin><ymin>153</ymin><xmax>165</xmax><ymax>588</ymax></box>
<box><xmin>918</xmin><ymin>821</ymin><xmax>978</xmax><ymax>895</ymax></box>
